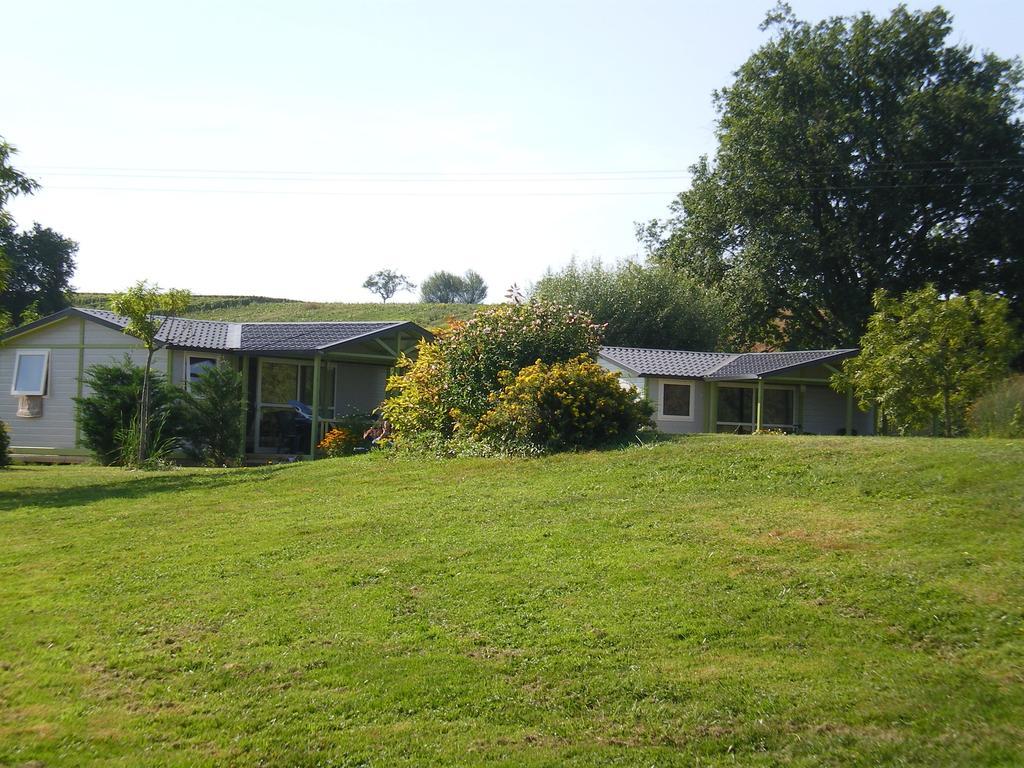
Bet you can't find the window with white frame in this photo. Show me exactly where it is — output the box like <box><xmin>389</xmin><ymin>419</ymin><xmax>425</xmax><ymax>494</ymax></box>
<box><xmin>660</xmin><ymin>381</ymin><xmax>693</xmax><ymax>420</ymax></box>
<box><xmin>11</xmin><ymin>350</ymin><xmax>49</xmax><ymax>396</ymax></box>
<box><xmin>186</xmin><ymin>355</ymin><xmax>219</xmax><ymax>389</ymax></box>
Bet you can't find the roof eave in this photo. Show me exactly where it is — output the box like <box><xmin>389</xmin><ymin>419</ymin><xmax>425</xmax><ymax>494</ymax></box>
<box><xmin>314</xmin><ymin>321</ymin><xmax>433</xmax><ymax>353</ymax></box>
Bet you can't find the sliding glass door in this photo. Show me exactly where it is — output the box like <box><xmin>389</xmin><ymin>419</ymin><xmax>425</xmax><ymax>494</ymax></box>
<box><xmin>255</xmin><ymin>359</ymin><xmax>336</xmax><ymax>451</ymax></box>
<box><xmin>716</xmin><ymin>384</ymin><xmax>795</xmax><ymax>433</ymax></box>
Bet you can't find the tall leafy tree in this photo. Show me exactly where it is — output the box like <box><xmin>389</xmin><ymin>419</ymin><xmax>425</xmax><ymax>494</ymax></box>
<box><xmin>642</xmin><ymin>5</ymin><xmax>1024</xmax><ymax>349</ymax></box>
<box><xmin>109</xmin><ymin>282</ymin><xmax>191</xmax><ymax>464</ymax></box>
<box><xmin>533</xmin><ymin>260</ymin><xmax>728</xmax><ymax>350</ymax></box>
<box><xmin>834</xmin><ymin>286</ymin><xmax>1020</xmax><ymax>436</ymax></box>
<box><xmin>0</xmin><ymin>223</ymin><xmax>77</xmax><ymax>326</ymax></box>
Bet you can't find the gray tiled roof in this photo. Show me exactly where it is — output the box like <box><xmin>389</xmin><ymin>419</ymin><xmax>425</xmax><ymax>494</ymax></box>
<box><xmin>72</xmin><ymin>309</ymin><xmax>416</xmax><ymax>353</ymax></box>
<box><xmin>240</xmin><ymin>322</ymin><xmax>402</xmax><ymax>352</ymax></box>
<box><xmin>79</xmin><ymin>309</ymin><xmax>238</xmax><ymax>351</ymax></box>
<box><xmin>706</xmin><ymin>349</ymin><xmax>856</xmax><ymax>379</ymax></box>
<box><xmin>599</xmin><ymin>346</ymin><xmax>856</xmax><ymax>380</ymax></box>
<box><xmin>600</xmin><ymin>346</ymin><xmax>737</xmax><ymax>378</ymax></box>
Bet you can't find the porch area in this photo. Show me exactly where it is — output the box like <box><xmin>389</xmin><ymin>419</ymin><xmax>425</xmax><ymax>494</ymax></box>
<box><xmin>236</xmin><ymin>324</ymin><xmax>424</xmax><ymax>459</ymax></box>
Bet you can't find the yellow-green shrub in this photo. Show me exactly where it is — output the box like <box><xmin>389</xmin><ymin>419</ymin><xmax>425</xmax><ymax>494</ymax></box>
<box><xmin>383</xmin><ymin>301</ymin><xmax>604</xmax><ymax>444</ymax></box>
<box><xmin>475</xmin><ymin>355</ymin><xmax>653</xmax><ymax>451</ymax></box>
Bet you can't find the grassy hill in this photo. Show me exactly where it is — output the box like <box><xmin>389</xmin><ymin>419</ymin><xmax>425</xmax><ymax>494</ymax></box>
<box><xmin>2</xmin><ymin>436</ymin><xmax>1022</xmax><ymax>766</ymax></box>
<box><xmin>72</xmin><ymin>293</ymin><xmax>481</xmax><ymax>329</ymax></box>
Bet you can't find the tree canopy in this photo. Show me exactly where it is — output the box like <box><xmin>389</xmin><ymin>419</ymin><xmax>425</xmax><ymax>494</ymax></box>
<box><xmin>363</xmin><ymin>270</ymin><xmax>414</xmax><ymax>303</ymax></box>
<box><xmin>420</xmin><ymin>270</ymin><xmax>488</xmax><ymax>303</ymax></box>
<box><xmin>533</xmin><ymin>260</ymin><xmax>728</xmax><ymax>350</ymax></box>
<box><xmin>641</xmin><ymin>5</ymin><xmax>1024</xmax><ymax>349</ymax></box>
<box><xmin>0</xmin><ymin>139</ymin><xmax>39</xmax><ymax>321</ymax></box>
<box><xmin>0</xmin><ymin>223</ymin><xmax>77</xmax><ymax>326</ymax></box>
<box><xmin>834</xmin><ymin>286</ymin><xmax>1020</xmax><ymax>436</ymax></box>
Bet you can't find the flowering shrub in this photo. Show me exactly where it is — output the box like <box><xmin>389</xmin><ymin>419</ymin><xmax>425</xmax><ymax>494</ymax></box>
<box><xmin>317</xmin><ymin>427</ymin><xmax>360</xmax><ymax>457</ymax></box>
<box><xmin>475</xmin><ymin>355</ymin><xmax>653</xmax><ymax>452</ymax></box>
<box><xmin>383</xmin><ymin>301</ymin><xmax>605</xmax><ymax>443</ymax></box>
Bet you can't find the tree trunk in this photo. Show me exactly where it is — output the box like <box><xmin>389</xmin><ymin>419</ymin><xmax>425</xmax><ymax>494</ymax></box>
<box><xmin>139</xmin><ymin>347</ymin><xmax>154</xmax><ymax>464</ymax></box>
<box><xmin>942</xmin><ymin>386</ymin><xmax>952</xmax><ymax>438</ymax></box>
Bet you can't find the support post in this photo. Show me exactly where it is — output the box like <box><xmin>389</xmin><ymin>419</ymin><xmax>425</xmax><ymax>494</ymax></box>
<box><xmin>845</xmin><ymin>386</ymin><xmax>854</xmax><ymax>436</ymax></box>
<box><xmin>797</xmin><ymin>385</ymin><xmax>805</xmax><ymax>433</ymax></box>
<box><xmin>239</xmin><ymin>355</ymin><xmax>249</xmax><ymax>457</ymax></box>
<box><xmin>755</xmin><ymin>378</ymin><xmax>764</xmax><ymax>432</ymax></box>
<box><xmin>75</xmin><ymin>319</ymin><xmax>85</xmax><ymax>447</ymax></box>
<box><xmin>708</xmin><ymin>381</ymin><xmax>718</xmax><ymax>433</ymax></box>
<box><xmin>310</xmin><ymin>353</ymin><xmax>322</xmax><ymax>457</ymax></box>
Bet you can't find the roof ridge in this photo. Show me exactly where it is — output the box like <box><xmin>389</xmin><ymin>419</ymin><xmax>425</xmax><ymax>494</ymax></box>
<box><xmin>237</xmin><ymin>320</ymin><xmax>403</xmax><ymax>325</ymax></box>
<box><xmin>600</xmin><ymin>345</ymin><xmax>733</xmax><ymax>356</ymax></box>
<box><xmin>703</xmin><ymin>353</ymin><xmax>743</xmax><ymax>376</ymax></box>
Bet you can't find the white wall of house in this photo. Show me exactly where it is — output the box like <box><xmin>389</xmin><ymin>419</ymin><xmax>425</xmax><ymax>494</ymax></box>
<box><xmin>0</xmin><ymin>315</ymin><xmax>168</xmax><ymax>452</ymax></box>
<box><xmin>645</xmin><ymin>377</ymin><xmax>707</xmax><ymax>434</ymax></box>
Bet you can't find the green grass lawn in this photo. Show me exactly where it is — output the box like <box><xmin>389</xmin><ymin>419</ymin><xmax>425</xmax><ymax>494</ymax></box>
<box><xmin>1</xmin><ymin>436</ymin><xmax>1022</xmax><ymax>766</ymax></box>
<box><xmin>72</xmin><ymin>293</ymin><xmax>481</xmax><ymax>329</ymax></box>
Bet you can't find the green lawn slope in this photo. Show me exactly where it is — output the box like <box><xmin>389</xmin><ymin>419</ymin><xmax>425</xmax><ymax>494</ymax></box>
<box><xmin>72</xmin><ymin>293</ymin><xmax>481</xmax><ymax>329</ymax></box>
<box><xmin>1</xmin><ymin>436</ymin><xmax>1022</xmax><ymax>766</ymax></box>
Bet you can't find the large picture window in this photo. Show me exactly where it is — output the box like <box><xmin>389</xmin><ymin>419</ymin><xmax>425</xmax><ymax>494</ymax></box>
<box><xmin>11</xmin><ymin>350</ymin><xmax>49</xmax><ymax>396</ymax></box>
<box><xmin>660</xmin><ymin>382</ymin><xmax>693</xmax><ymax>420</ymax></box>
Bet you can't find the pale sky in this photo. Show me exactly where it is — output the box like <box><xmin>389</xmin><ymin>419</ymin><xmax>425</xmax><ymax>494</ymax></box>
<box><xmin>4</xmin><ymin>0</ymin><xmax>1022</xmax><ymax>303</ymax></box>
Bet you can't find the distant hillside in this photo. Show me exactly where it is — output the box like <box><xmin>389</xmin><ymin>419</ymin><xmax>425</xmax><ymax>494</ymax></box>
<box><xmin>72</xmin><ymin>293</ymin><xmax>482</xmax><ymax>329</ymax></box>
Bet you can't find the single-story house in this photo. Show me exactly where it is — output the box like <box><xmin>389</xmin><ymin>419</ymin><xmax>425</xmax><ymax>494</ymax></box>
<box><xmin>0</xmin><ymin>307</ymin><xmax>432</xmax><ymax>462</ymax></box>
<box><xmin>598</xmin><ymin>346</ymin><xmax>874</xmax><ymax>435</ymax></box>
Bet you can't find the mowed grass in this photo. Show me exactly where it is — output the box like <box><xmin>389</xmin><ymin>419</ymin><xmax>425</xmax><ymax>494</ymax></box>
<box><xmin>72</xmin><ymin>293</ymin><xmax>481</xmax><ymax>330</ymax></box>
<box><xmin>1</xmin><ymin>436</ymin><xmax>1022</xmax><ymax>767</ymax></box>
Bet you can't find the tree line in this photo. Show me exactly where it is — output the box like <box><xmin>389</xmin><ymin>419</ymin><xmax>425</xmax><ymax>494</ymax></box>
<box><xmin>362</xmin><ymin>268</ymin><xmax>487</xmax><ymax>304</ymax></box>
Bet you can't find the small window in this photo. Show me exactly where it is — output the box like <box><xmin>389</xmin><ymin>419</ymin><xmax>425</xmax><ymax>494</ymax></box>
<box><xmin>187</xmin><ymin>356</ymin><xmax>218</xmax><ymax>389</ymax></box>
<box><xmin>661</xmin><ymin>382</ymin><xmax>692</xmax><ymax>418</ymax></box>
<box><xmin>11</xmin><ymin>350</ymin><xmax>49</xmax><ymax>396</ymax></box>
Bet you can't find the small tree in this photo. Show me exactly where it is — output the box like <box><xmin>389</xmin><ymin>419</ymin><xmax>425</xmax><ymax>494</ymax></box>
<box><xmin>109</xmin><ymin>282</ymin><xmax>190</xmax><ymax>463</ymax></box>
<box><xmin>363</xmin><ymin>269</ymin><xmax>414</xmax><ymax>303</ymax></box>
<box><xmin>184</xmin><ymin>361</ymin><xmax>245</xmax><ymax>466</ymax></box>
<box><xmin>834</xmin><ymin>286</ymin><xmax>1020</xmax><ymax>436</ymax></box>
<box><xmin>74</xmin><ymin>358</ymin><xmax>189</xmax><ymax>465</ymax></box>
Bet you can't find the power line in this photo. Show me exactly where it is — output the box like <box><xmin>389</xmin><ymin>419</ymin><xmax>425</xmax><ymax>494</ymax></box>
<box><xmin>43</xmin><ymin>185</ymin><xmax>682</xmax><ymax>197</ymax></box>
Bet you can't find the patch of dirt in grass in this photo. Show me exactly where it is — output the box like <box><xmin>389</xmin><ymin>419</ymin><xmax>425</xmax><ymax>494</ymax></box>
<box><xmin>764</xmin><ymin>527</ymin><xmax>859</xmax><ymax>551</ymax></box>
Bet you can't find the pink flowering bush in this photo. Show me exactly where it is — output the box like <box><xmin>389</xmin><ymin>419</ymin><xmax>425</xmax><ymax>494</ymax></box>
<box><xmin>383</xmin><ymin>300</ymin><xmax>606</xmax><ymax>444</ymax></box>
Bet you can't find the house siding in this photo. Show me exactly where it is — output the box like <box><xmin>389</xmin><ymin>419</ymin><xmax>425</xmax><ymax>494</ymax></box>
<box><xmin>0</xmin><ymin>315</ymin><xmax>176</xmax><ymax>453</ymax></box>
<box><xmin>334</xmin><ymin>363</ymin><xmax>388</xmax><ymax>416</ymax></box>
<box><xmin>646</xmin><ymin>377</ymin><xmax>707</xmax><ymax>434</ymax></box>
<box><xmin>801</xmin><ymin>384</ymin><xmax>873</xmax><ymax>435</ymax></box>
